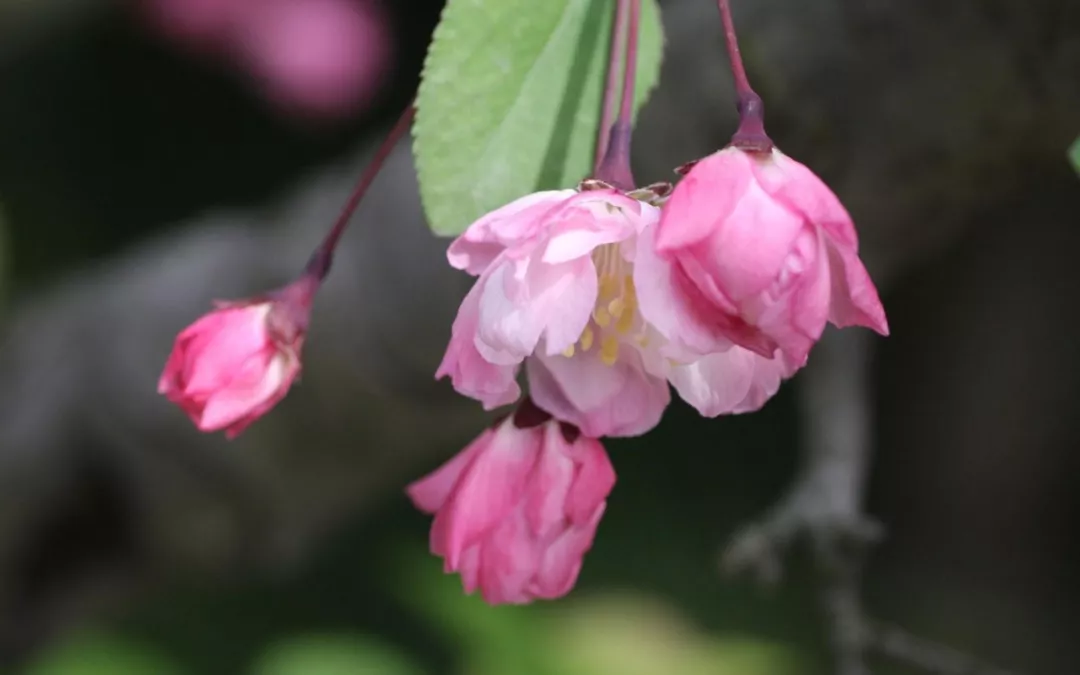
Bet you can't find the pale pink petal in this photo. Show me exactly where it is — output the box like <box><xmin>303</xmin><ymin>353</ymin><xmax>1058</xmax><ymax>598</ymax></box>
<box><xmin>656</xmin><ymin>147</ymin><xmax>752</xmax><ymax>251</ymax></box>
<box><xmin>436</xmin><ymin>281</ymin><xmax>521</xmax><ymax>409</ymax></box>
<box><xmin>406</xmin><ymin>430</ymin><xmax>492</xmax><ymax>514</ymax></box>
<box><xmin>526</xmin><ymin>349</ymin><xmax>670</xmax><ymax>438</ymax></box>
<box><xmin>530</xmin><ymin>503</ymin><xmax>605</xmax><ymax>600</ymax></box>
<box><xmin>429</xmin><ymin>421</ymin><xmax>542</xmax><ymax>568</ymax></box>
<box><xmin>824</xmin><ymin>240</ymin><xmax>889</xmax><ymax>335</ymax></box>
<box><xmin>668</xmin><ymin>346</ymin><xmax>799</xmax><ymax>417</ymax></box>
<box><xmin>448</xmin><ymin>190</ymin><xmax>576</xmax><ymax>275</ymax></box>
<box><xmin>475</xmin><ymin>257</ymin><xmax>597</xmax><ymax>362</ymax></box>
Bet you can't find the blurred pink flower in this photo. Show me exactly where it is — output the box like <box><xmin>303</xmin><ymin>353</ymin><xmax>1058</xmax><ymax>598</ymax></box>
<box><xmin>137</xmin><ymin>0</ymin><xmax>393</xmax><ymax>118</ymax></box>
<box><xmin>438</xmin><ymin>186</ymin><xmax>800</xmax><ymax>436</ymax></box>
<box><xmin>656</xmin><ymin>147</ymin><xmax>889</xmax><ymax>366</ymax></box>
<box><xmin>235</xmin><ymin>0</ymin><xmax>393</xmax><ymax>117</ymax></box>
<box><xmin>407</xmin><ymin>401</ymin><xmax>615</xmax><ymax>605</ymax></box>
<box><xmin>157</xmin><ymin>280</ymin><xmax>313</xmax><ymax>438</ymax></box>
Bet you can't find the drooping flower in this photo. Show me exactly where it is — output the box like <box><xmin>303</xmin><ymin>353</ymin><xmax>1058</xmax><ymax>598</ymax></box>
<box><xmin>158</xmin><ymin>279</ymin><xmax>313</xmax><ymax>437</ymax></box>
<box><xmin>407</xmin><ymin>399</ymin><xmax>616</xmax><ymax>605</ymax></box>
<box><xmin>655</xmin><ymin>147</ymin><xmax>889</xmax><ymax>366</ymax></box>
<box><xmin>437</xmin><ymin>185</ymin><xmax>798</xmax><ymax>436</ymax></box>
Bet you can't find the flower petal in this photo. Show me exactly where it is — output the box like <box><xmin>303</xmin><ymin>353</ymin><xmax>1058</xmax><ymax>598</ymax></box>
<box><xmin>634</xmin><ymin>224</ymin><xmax>775</xmax><ymax>358</ymax></box>
<box><xmin>477</xmin><ymin>508</ymin><xmax>540</xmax><ymax>605</ymax></box>
<box><xmin>435</xmin><ymin>281</ymin><xmax>522</xmax><ymax>409</ymax></box>
<box><xmin>668</xmin><ymin>346</ymin><xmax>799</xmax><ymax>417</ymax></box>
<box><xmin>406</xmin><ymin>430</ymin><xmax>491</xmax><ymax>513</ymax></box>
<box><xmin>758</xmin><ymin>150</ymin><xmax>859</xmax><ymax>248</ymax></box>
<box><xmin>825</xmin><ymin>239</ymin><xmax>889</xmax><ymax>335</ymax></box>
<box><xmin>430</xmin><ymin>420</ymin><xmax>542</xmax><ymax>569</ymax></box>
<box><xmin>655</xmin><ymin>147</ymin><xmax>753</xmax><ymax>251</ymax></box>
<box><xmin>447</xmin><ymin>190</ymin><xmax>576</xmax><ymax>275</ymax></box>
<box><xmin>475</xmin><ymin>256</ymin><xmax>597</xmax><ymax>362</ymax></box>
<box><xmin>526</xmin><ymin>348</ymin><xmax>670</xmax><ymax>438</ymax></box>
<box><xmin>530</xmin><ymin>503</ymin><xmax>605</xmax><ymax>600</ymax></box>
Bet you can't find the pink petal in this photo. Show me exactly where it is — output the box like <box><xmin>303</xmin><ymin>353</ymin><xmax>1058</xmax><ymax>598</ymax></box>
<box><xmin>530</xmin><ymin>503</ymin><xmax>605</xmax><ymax>601</ymax></box>
<box><xmin>435</xmin><ymin>281</ymin><xmax>522</xmax><ymax>409</ymax></box>
<box><xmin>522</xmin><ymin>424</ymin><xmax>577</xmax><ymax>540</ymax></box>
<box><xmin>430</xmin><ymin>421</ymin><xmax>542</xmax><ymax>569</ymax></box>
<box><xmin>198</xmin><ymin>352</ymin><xmax>294</xmax><ymax>433</ymax></box>
<box><xmin>406</xmin><ymin>430</ymin><xmax>492</xmax><ymax>514</ymax></box>
<box><xmin>655</xmin><ymin>147</ymin><xmax>753</xmax><ymax>251</ymax></box>
<box><xmin>475</xmin><ymin>256</ymin><xmax>597</xmax><ymax>362</ymax></box>
<box><xmin>447</xmin><ymin>190</ymin><xmax>576</xmax><ymax>275</ymax></box>
<box><xmin>634</xmin><ymin>224</ymin><xmax>776</xmax><ymax>358</ymax></box>
<box><xmin>564</xmin><ymin>436</ymin><xmax>616</xmax><ymax>526</ymax></box>
<box><xmin>526</xmin><ymin>349</ymin><xmax>670</xmax><ymax>438</ymax></box>
<box><xmin>539</xmin><ymin>193</ymin><xmax>654</xmax><ymax>264</ymax></box>
<box><xmin>738</xmin><ymin>225</ymin><xmax>833</xmax><ymax>363</ymax></box>
<box><xmin>681</xmin><ymin>178</ymin><xmax>806</xmax><ymax>302</ymax></box>
<box><xmin>668</xmin><ymin>346</ymin><xmax>799</xmax><ymax>417</ymax></box>
<box><xmin>477</xmin><ymin>509</ymin><xmax>540</xmax><ymax>605</ymax></box>
<box><xmin>758</xmin><ymin>150</ymin><xmax>859</xmax><ymax>248</ymax></box>
<box><xmin>825</xmin><ymin>240</ymin><xmax>890</xmax><ymax>335</ymax></box>
<box><xmin>182</xmin><ymin>306</ymin><xmax>272</xmax><ymax>395</ymax></box>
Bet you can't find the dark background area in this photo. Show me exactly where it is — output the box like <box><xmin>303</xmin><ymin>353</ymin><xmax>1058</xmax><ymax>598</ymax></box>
<box><xmin>0</xmin><ymin>1</ymin><xmax>1078</xmax><ymax>674</ymax></box>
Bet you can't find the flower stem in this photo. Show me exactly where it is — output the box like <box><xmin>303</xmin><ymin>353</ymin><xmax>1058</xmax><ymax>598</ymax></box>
<box><xmin>594</xmin><ymin>0</ymin><xmax>640</xmax><ymax>191</ymax></box>
<box><xmin>716</xmin><ymin>0</ymin><xmax>772</xmax><ymax>151</ymax></box>
<box><xmin>304</xmin><ymin>103</ymin><xmax>417</xmax><ymax>281</ymax></box>
<box><xmin>594</xmin><ymin>0</ymin><xmax>629</xmax><ymax>171</ymax></box>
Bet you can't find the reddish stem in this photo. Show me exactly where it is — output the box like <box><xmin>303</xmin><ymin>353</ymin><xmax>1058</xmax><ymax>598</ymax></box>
<box><xmin>305</xmin><ymin>103</ymin><xmax>417</xmax><ymax>280</ymax></box>
<box><xmin>595</xmin><ymin>0</ymin><xmax>629</xmax><ymax>170</ymax></box>
<box><xmin>594</xmin><ymin>0</ymin><xmax>640</xmax><ymax>191</ymax></box>
<box><xmin>716</xmin><ymin>0</ymin><xmax>772</xmax><ymax>151</ymax></box>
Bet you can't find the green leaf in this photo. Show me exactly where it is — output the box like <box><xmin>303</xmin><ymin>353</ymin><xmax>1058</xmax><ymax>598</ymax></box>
<box><xmin>252</xmin><ymin>634</ymin><xmax>425</xmax><ymax>675</ymax></box>
<box><xmin>1069</xmin><ymin>136</ymin><xmax>1080</xmax><ymax>175</ymax></box>
<box><xmin>24</xmin><ymin>632</ymin><xmax>187</xmax><ymax>675</ymax></box>
<box><xmin>414</xmin><ymin>0</ymin><xmax>665</xmax><ymax>236</ymax></box>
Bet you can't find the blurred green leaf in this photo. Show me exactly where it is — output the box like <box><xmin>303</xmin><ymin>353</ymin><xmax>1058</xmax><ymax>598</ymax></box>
<box><xmin>1069</xmin><ymin>136</ymin><xmax>1080</xmax><ymax>175</ymax></box>
<box><xmin>414</xmin><ymin>0</ymin><xmax>665</xmax><ymax>236</ymax></box>
<box><xmin>543</xmin><ymin>593</ymin><xmax>806</xmax><ymax>675</ymax></box>
<box><xmin>252</xmin><ymin>634</ymin><xmax>425</xmax><ymax>675</ymax></box>
<box><xmin>23</xmin><ymin>632</ymin><xmax>187</xmax><ymax>675</ymax></box>
<box><xmin>387</xmin><ymin>545</ymin><xmax>557</xmax><ymax>675</ymax></box>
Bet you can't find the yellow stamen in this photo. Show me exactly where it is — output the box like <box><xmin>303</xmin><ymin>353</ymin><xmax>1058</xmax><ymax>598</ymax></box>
<box><xmin>563</xmin><ymin>344</ymin><xmax>576</xmax><ymax>358</ymax></box>
<box><xmin>601</xmin><ymin>336</ymin><xmax>619</xmax><ymax>365</ymax></box>
<box><xmin>594</xmin><ymin>306</ymin><xmax>611</xmax><ymax>327</ymax></box>
<box><xmin>580</xmin><ymin>326</ymin><xmax>594</xmax><ymax>351</ymax></box>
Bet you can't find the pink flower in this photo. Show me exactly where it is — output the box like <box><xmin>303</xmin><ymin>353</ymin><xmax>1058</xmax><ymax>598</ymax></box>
<box><xmin>407</xmin><ymin>400</ymin><xmax>615</xmax><ymax>605</ymax></box>
<box><xmin>158</xmin><ymin>282</ymin><xmax>312</xmax><ymax>438</ymax></box>
<box><xmin>437</xmin><ymin>186</ymin><xmax>801</xmax><ymax>435</ymax></box>
<box><xmin>655</xmin><ymin>147</ymin><xmax>889</xmax><ymax>365</ymax></box>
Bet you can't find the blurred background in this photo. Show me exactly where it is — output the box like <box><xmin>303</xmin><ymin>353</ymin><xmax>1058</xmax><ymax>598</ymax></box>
<box><xmin>0</xmin><ymin>0</ymin><xmax>1078</xmax><ymax>674</ymax></box>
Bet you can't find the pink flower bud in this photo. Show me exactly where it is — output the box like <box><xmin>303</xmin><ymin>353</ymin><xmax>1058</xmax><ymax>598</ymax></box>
<box><xmin>406</xmin><ymin>402</ymin><xmax>616</xmax><ymax>605</ymax></box>
<box><xmin>656</xmin><ymin>147</ymin><xmax>889</xmax><ymax>365</ymax></box>
<box><xmin>158</xmin><ymin>281</ymin><xmax>313</xmax><ymax>438</ymax></box>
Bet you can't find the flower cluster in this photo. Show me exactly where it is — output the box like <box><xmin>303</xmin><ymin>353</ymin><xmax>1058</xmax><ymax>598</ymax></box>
<box><xmin>411</xmin><ymin>145</ymin><xmax>888</xmax><ymax>603</ymax></box>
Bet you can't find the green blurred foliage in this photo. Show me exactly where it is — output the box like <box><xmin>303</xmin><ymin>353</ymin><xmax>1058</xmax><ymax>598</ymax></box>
<box><xmin>23</xmin><ymin>632</ymin><xmax>188</xmax><ymax>675</ymax></box>
<box><xmin>1070</xmin><ymin>136</ymin><xmax>1080</xmax><ymax>175</ymax></box>
<box><xmin>253</xmin><ymin>634</ymin><xmax>424</xmax><ymax>675</ymax></box>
